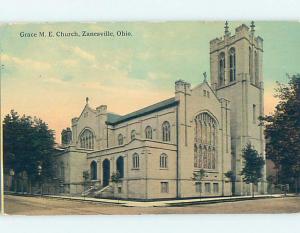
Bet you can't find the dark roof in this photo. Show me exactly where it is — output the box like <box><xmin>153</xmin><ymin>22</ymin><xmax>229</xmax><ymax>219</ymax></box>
<box><xmin>107</xmin><ymin>113</ymin><xmax>122</xmax><ymax>122</ymax></box>
<box><xmin>106</xmin><ymin>97</ymin><xmax>178</xmax><ymax>126</ymax></box>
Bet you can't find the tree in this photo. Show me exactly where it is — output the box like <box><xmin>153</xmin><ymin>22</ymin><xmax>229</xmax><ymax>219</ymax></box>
<box><xmin>225</xmin><ymin>170</ymin><xmax>236</xmax><ymax>196</ymax></box>
<box><xmin>192</xmin><ymin>169</ymin><xmax>206</xmax><ymax>199</ymax></box>
<box><xmin>3</xmin><ymin>110</ymin><xmax>56</xmax><ymax>192</ymax></box>
<box><xmin>260</xmin><ymin>74</ymin><xmax>300</xmax><ymax>193</ymax></box>
<box><xmin>241</xmin><ymin>143</ymin><xmax>265</xmax><ymax>198</ymax></box>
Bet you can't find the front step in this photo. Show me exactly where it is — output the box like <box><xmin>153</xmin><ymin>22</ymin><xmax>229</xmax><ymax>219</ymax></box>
<box><xmin>94</xmin><ymin>185</ymin><xmax>113</xmax><ymax>198</ymax></box>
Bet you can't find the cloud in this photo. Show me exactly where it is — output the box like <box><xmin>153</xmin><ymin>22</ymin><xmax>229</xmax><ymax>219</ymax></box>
<box><xmin>2</xmin><ymin>54</ymin><xmax>51</xmax><ymax>70</ymax></box>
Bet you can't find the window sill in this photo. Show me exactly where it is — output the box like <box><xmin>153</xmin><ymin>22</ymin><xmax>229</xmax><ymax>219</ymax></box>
<box><xmin>159</xmin><ymin>168</ymin><xmax>168</xmax><ymax>170</ymax></box>
<box><xmin>131</xmin><ymin>168</ymin><xmax>140</xmax><ymax>170</ymax></box>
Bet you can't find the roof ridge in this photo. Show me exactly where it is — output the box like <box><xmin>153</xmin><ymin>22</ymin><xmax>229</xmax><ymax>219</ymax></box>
<box><xmin>107</xmin><ymin>97</ymin><xmax>177</xmax><ymax>125</ymax></box>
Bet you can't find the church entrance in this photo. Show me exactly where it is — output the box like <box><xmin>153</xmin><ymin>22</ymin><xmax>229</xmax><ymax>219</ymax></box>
<box><xmin>116</xmin><ymin>156</ymin><xmax>124</xmax><ymax>178</ymax></box>
<box><xmin>102</xmin><ymin>159</ymin><xmax>110</xmax><ymax>187</ymax></box>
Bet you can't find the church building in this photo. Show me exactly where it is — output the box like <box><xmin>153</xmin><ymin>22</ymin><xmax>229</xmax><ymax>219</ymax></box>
<box><xmin>55</xmin><ymin>22</ymin><xmax>266</xmax><ymax>199</ymax></box>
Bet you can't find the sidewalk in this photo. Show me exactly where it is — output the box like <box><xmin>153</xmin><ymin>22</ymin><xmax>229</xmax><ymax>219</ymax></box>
<box><xmin>38</xmin><ymin>193</ymin><xmax>291</xmax><ymax>207</ymax></box>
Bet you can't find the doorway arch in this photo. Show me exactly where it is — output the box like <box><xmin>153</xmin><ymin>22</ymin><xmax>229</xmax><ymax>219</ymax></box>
<box><xmin>116</xmin><ymin>156</ymin><xmax>124</xmax><ymax>178</ymax></box>
<box><xmin>90</xmin><ymin>161</ymin><xmax>97</xmax><ymax>180</ymax></box>
<box><xmin>102</xmin><ymin>159</ymin><xmax>110</xmax><ymax>187</ymax></box>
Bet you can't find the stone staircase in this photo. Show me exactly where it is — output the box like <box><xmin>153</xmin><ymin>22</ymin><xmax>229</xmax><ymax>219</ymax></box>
<box><xmin>94</xmin><ymin>185</ymin><xmax>114</xmax><ymax>198</ymax></box>
<box><xmin>81</xmin><ymin>184</ymin><xmax>114</xmax><ymax>198</ymax></box>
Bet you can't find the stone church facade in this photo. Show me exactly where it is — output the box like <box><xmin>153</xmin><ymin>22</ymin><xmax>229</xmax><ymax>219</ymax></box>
<box><xmin>54</xmin><ymin>22</ymin><xmax>266</xmax><ymax>199</ymax></box>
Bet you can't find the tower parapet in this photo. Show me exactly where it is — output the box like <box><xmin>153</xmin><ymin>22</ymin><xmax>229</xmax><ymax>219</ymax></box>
<box><xmin>96</xmin><ymin>105</ymin><xmax>107</xmax><ymax>115</ymax></box>
<box><xmin>61</xmin><ymin>127</ymin><xmax>72</xmax><ymax>146</ymax></box>
<box><xmin>210</xmin><ymin>22</ymin><xmax>263</xmax><ymax>90</ymax></box>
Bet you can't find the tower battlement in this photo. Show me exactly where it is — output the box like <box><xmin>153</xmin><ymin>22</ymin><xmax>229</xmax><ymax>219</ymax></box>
<box><xmin>210</xmin><ymin>22</ymin><xmax>263</xmax><ymax>53</ymax></box>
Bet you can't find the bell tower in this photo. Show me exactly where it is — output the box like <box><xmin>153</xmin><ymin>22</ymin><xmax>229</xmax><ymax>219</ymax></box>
<box><xmin>210</xmin><ymin>22</ymin><xmax>266</xmax><ymax>195</ymax></box>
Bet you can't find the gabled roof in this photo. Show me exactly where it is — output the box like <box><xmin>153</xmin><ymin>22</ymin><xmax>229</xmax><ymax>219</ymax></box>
<box><xmin>106</xmin><ymin>97</ymin><xmax>179</xmax><ymax>126</ymax></box>
<box><xmin>78</xmin><ymin>104</ymin><xmax>96</xmax><ymax>120</ymax></box>
<box><xmin>192</xmin><ymin>80</ymin><xmax>220</xmax><ymax>102</ymax></box>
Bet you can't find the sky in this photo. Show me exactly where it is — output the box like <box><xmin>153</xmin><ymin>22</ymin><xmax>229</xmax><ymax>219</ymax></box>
<box><xmin>1</xmin><ymin>21</ymin><xmax>299</xmax><ymax>143</ymax></box>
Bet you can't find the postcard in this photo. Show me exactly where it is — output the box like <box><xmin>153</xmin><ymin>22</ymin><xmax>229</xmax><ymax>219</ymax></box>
<box><xmin>1</xmin><ymin>21</ymin><xmax>299</xmax><ymax>215</ymax></box>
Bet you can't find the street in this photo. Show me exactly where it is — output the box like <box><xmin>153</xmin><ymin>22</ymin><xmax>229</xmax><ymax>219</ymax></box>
<box><xmin>4</xmin><ymin>194</ymin><xmax>300</xmax><ymax>215</ymax></box>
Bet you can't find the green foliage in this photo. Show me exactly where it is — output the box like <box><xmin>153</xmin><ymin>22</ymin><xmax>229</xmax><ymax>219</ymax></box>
<box><xmin>192</xmin><ymin>169</ymin><xmax>206</xmax><ymax>182</ymax></box>
<box><xmin>225</xmin><ymin>170</ymin><xmax>235</xmax><ymax>181</ymax></box>
<box><xmin>111</xmin><ymin>171</ymin><xmax>122</xmax><ymax>184</ymax></box>
<box><xmin>3</xmin><ymin>110</ymin><xmax>56</xmax><ymax>184</ymax></box>
<box><xmin>241</xmin><ymin>143</ymin><xmax>265</xmax><ymax>185</ymax></box>
<box><xmin>260</xmin><ymin>74</ymin><xmax>300</xmax><ymax>186</ymax></box>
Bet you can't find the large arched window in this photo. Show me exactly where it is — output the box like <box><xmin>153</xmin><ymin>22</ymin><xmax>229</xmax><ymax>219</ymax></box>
<box><xmin>162</xmin><ymin>121</ymin><xmax>171</xmax><ymax>142</ymax></box>
<box><xmin>218</xmin><ymin>52</ymin><xmax>225</xmax><ymax>86</ymax></box>
<box><xmin>132</xmin><ymin>153</ymin><xmax>140</xmax><ymax>169</ymax></box>
<box><xmin>160</xmin><ymin>153</ymin><xmax>168</xmax><ymax>168</ymax></box>
<box><xmin>118</xmin><ymin>134</ymin><xmax>124</xmax><ymax>145</ymax></box>
<box><xmin>90</xmin><ymin>161</ymin><xmax>97</xmax><ymax>180</ymax></box>
<box><xmin>79</xmin><ymin>129</ymin><xmax>94</xmax><ymax>149</ymax></box>
<box><xmin>145</xmin><ymin>126</ymin><xmax>152</xmax><ymax>139</ymax></box>
<box><xmin>194</xmin><ymin>112</ymin><xmax>218</xmax><ymax>169</ymax></box>
<box><xmin>229</xmin><ymin>48</ymin><xmax>236</xmax><ymax>82</ymax></box>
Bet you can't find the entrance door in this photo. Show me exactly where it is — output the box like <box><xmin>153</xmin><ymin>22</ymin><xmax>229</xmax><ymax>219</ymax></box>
<box><xmin>116</xmin><ymin>156</ymin><xmax>124</xmax><ymax>178</ymax></box>
<box><xmin>102</xmin><ymin>159</ymin><xmax>110</xmax><ymax>187</ymax></box>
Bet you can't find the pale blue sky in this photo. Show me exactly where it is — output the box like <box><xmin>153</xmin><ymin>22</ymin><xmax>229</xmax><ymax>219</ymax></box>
<box><xmin>1</xmin><ymin>21</ymin><xmax>299</xmax><ymax>142</ymax></box>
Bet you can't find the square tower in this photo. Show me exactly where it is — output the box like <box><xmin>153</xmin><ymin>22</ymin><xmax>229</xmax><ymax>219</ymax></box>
<box><xmin>210</xmin><ymin>22</ymin><xmax>266</xmax><ymax>195</ymax></box>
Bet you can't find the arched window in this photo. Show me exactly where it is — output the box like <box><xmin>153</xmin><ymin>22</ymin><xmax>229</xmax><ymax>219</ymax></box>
<box><xmin>131</xmin><ymin>130</ymin><xmax>136</xmax><ymax>140</ymax></box>
<box><xmin>229</xmin><ymin>48</ymin><xmax>236</xmax><ymax>82</ymax></box>
<box><xmin>162</xmin><ymin>121</ymin><xmax>171</xmax><ymax>142</ymax></box>
<box><xmin>132</xmin><ymin>153</ymin><xmax>140</xmax><ymax>169</ymax></box>
<box><xmin>160</xmin><ymin>153</ymin><xmax>168</xmax><ymax>168</ymax></box>
<box><xmin>79</xmin><ymin>129</ymin><xmax>94</xmax><ymax>149</ymax></box>
<box><xmin>145</xmin><ymin>126</ymin><xmax>152</xmax><ymax>139</ymax></box>
<box><xmin>254</xmin><ymin>51</ymin><xmax>259</xmax><ymax>85</ymax></box>
<box><xmin>116</xmin><ymin>156</ymin><xmax>124</xmax><ymax>178</ymax></box>
<box><xmin>194</xmin><ymin>112</ymin><xmax>218</xmax><ymax>169</ymax></box>
<box><xmin>118</xmin><ymin>134</ymin><xmax>124</xmax><ymax>145</ymax></box>
<box><xmin>218</xmin><ymin>52</ymin><xmax>225</xmax><ymax>86</ymax></box>
<box><xmin>90</xmin><ymin>161</ymin><xmax>97</xmax><ymax>180</ymax></box>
